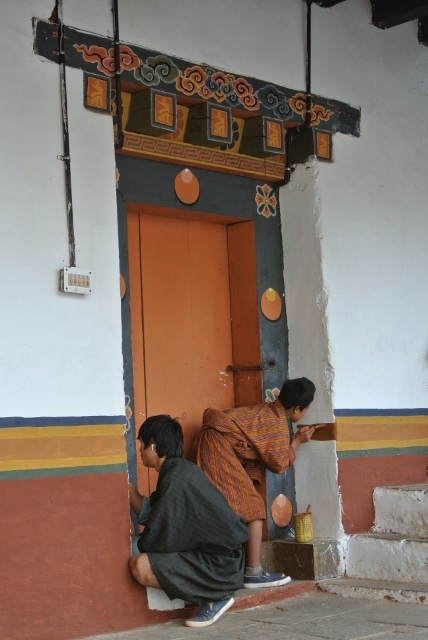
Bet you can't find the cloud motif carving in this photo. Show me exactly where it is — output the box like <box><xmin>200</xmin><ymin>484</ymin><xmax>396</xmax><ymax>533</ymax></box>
<box><xmin>257</xmin><ymin>84</ymin><xmax>290</xmax><ymax>119</ymax></box>
<box><xmin>134</xmin><ymin>55</ymin><xmax>180</xmax><ymax>86</ymax></box>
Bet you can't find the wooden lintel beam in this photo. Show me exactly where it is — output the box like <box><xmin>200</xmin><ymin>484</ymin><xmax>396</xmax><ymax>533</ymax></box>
<box><xmin>372</xmin><ymin>0</ymin><xmax>428</xmax><ymax>29</ymax></box>
<box><xmin>314</xmin><ymin>0</ymin><xmax>347</xmax><ymax>7</ymax></box>
<box><xmin>419</xmin><ymin>16</ymin><xmax>428</xmax><ymax>43</ymax></box>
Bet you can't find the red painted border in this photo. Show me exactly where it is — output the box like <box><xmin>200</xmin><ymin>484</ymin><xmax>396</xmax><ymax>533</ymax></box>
<box><xmin>0</xmin><ymin>473</ymin><xmax>190</xmax><ymax>640</ymax></box>
<box><xmin>0</xmin><ymin>473</ymin><xmax>316</xmax><ymax>640</ymax></box>
<box><xmin>338</xmin><ymin>453</ymin><xmax>427</xmax><ymax>534</ymax></box>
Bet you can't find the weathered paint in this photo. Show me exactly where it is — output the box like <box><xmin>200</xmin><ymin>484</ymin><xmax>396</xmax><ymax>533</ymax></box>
<box><xmin>116</xmin><ymin>154</ymin><xmax>291</xmax><ymax>538</ymax></box>
<box><xmin>346</xmin><ymin>534</ymin><xmax>428</xmax><ymax>583</ymax></box>
<box><xmin>0</xmin><ymin>417</ymin><xmax>127</xmax><ymax>480</ymax></box>
<box><xmin>338</xmin><ymin>454</ymin><xmax>428</xmax><ymax>533</ymax></box>
<box><xmin>0</xmin><ymin>473</ymin><xmax>190</xmax><ymax>640</ymax></box>
<box><xmin>1</xmin><ymin>0</ymin><xmax>428</xmax><ymax>637</ymax></box>
<box><xmin>373</xmin><ymin>485</ymin><xmax>428</xmax><ymax>537</ymax></box>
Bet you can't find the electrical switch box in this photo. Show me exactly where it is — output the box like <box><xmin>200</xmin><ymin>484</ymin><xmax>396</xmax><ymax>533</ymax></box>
<box><xmin>59</xmin><ymin>267</ymin><xmax>93</xmax><ymax>294</ymax></box>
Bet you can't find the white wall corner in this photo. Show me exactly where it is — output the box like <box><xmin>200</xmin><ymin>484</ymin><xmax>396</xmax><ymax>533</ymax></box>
<box><xmin>280</xmin><ymin>160</ymin><xmax>341</xmax><ymax>539</ymax></box>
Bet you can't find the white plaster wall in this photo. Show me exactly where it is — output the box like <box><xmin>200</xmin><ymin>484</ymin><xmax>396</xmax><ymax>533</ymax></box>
<box><xmin>311</xmin><ymin>2</ymin><xmax>428</xmax><ymax>409</ymax></box>
<box><xmin>373</xmin><ymin>485</ymin><xmax>428</xmax><ymax>537</ymax></box>
<box><xmin>63</xmin><ymin>0</ymin><xmax>307</xmax><ymax>92</ymax></box>
<box><xmin>1</xmin><ymin>2</ymin><xmax>426</xmax><ymax>433</ymax></box>
<box><xmin>0</xmin><ymin>1</ymin><xmax>124</xmax><ymax>417</ymax></box>
<box><xmin>61</xmin><ymin>0</ymin><xmax>428</xmax><ymax>412</ymax></box>
<box><xmin>294</xmin><ymin>441</ymin><xmax>343</xmax><ymax>539</ymax></box>
<box><xmin>280</xmin><ymin>161</ymin><xmax>342</xmax><ymax>537</ymax></box>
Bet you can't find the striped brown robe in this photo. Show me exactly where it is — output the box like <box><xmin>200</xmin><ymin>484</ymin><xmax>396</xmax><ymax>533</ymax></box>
<box><xmin>192</xmin><ymin>400</ymin><xmax>296</xmax><ymax>522</ymax></box>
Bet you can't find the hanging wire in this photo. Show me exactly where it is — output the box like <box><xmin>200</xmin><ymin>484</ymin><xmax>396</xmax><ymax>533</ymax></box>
<box><xmin>57</xmin><ymin>0</ymin><xmax>76</xmax><ymax>267</ymax></box>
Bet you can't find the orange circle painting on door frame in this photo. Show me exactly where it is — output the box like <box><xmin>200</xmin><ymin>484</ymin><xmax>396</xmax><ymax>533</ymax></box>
<box><xmin>174</xmin><ymin>168</ymin><xmax>200</xmax><ymax>205</ymax></box>
<box><xmin>120</xmin><ymin>274</ymin><xmax>126</xmax><ymax>299</ymax></box>
<box><xmin>271</xmin><ymin>493</ymin><xmax>293</xmax><ymax>528</ymax></box>
<box><xmin>261</xmin><ymin>288</ymin><xmax>282</xmax><ymax>321</ymax></box>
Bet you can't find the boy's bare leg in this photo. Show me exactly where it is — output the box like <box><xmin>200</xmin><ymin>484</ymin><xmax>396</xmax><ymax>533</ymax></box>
<box><xmin>243</xmin><ymin>518</ymin><xmax>290</xmax><ymax>588</ymax></box>
<box><xmin>245</xmin><ymin>519</ymin><xmax>263</xmax><ymax>567</ymax></box>
<box><xmin>129</xmin><ymin>553</ymin><xmax>162</xmax><ymax>588</ymax></box>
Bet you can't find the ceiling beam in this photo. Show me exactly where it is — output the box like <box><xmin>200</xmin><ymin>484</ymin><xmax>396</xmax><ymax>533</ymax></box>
<box><xmin>419</xmin><ymin>16</ymin><xmax>428</xmax><ymax>43</ymax></box>
<box><xmin>371</xmin><ymin>0</ymin><xmax>428</xmax><ymax>29</ymax></box>
<box><xmin>314</xmin><ymin>1</ymin><xmax>347</xmax><ymax>6</ymax></box>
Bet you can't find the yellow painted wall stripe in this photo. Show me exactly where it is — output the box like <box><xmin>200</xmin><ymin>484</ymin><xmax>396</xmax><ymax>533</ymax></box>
<box><xmin>0</xmin><ymin>425</ymin><xmax>124</xmax><ymax>439</ymax></box>
<box><xmin>0</xmin><ymin>424</ymin><xmax>128</xmax><ymax>473</ymax></box>
<box><xmin>0</xmin><ymin>454</ymin><xmax>127</xmax><ymax>472</ymax></box>
<box><xmin>0</xmin><ymin>434</ymin><xmax>126</xmax><ymax>462</ymax></box>
<box><xmin>336</xmin><ymin>425</ymin><xmax>427</xmax><ymax>443</ymax></box>
<box><xmin>336</xmin><ymin>417</ymin><xmax>428</xmax><ymax>443</ymax></box>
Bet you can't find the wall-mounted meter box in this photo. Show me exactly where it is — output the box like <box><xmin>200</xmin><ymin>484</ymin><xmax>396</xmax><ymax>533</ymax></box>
<box><xmin>59</xmin><ymin>267</ymin><xmax>93</xmax><ymax>294</ymax></box>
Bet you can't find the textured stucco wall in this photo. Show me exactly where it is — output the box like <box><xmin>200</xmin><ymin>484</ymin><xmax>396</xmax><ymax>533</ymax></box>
<box><xmin>1</xmin><ymin>0</ymin><xmax>426</xmax><ymax>524</ymax></box>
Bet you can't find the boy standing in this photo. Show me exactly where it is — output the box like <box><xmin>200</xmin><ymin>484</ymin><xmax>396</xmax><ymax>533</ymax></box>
<box><xmin>192</xmin><ymin>377</ymin><xmax>316</xmax><ymax>588</ymax></box>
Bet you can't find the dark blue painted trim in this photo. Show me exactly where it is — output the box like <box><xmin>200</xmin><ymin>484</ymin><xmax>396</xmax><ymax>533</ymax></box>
<box><xmin>334</xmin><ymin>409</ymin><xmax>428</xmax><ymax>417</ymax></box>
<box><xmin>0</xmin><ymin>416</ymin><xmax>126</xmax><ymax>428</ymax></box>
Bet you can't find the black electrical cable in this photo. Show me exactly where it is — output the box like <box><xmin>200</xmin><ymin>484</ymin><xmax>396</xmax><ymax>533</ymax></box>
<box><xmin>113</xmin><ymin>0</ymin><xmax>124</xmax><ymax>149</ymax></box>
<box><xmin>305</xmin><ymin>0</ymin><xmax>312</xmax><ymax>130</ymax></box>
<box><xmin>279</xmin><ymin>0</ymin><xmax>313</xmax><ymax>188</ymax></box>
<box><xmin>58</xmin><ymin>0</ymin><xmax>76</xmax><ymax>267</ymax></box>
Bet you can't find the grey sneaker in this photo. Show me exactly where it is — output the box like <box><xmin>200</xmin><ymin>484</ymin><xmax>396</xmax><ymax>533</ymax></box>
<box><xmin>243</xmin><ymin>570</ymin><xmax>291</xmax><ymax>588</ymax></box>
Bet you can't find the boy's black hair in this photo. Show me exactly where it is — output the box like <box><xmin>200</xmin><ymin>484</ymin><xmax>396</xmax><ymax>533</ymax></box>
<box><xmin>278</xmin><ymin>377</ymin><xmax>316</xmax><ymax>410</ymax></box>
<box><xmin>137</xmin><ymin>415</ymin><xmax>184</xmax><ymax>458</ymax></box>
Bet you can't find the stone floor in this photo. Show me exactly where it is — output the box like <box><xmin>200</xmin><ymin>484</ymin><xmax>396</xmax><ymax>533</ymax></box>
<box><xmin>81</xmin><ymin>588</ymin><xmax>428</xmax><ymax>640</ymax></box>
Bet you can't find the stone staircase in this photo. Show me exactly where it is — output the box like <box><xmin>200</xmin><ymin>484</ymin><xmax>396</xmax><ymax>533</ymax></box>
<box><xmin>319</xmin><ymin>483</ymin><xmax>428</xmax><ymax>604</ymax></box>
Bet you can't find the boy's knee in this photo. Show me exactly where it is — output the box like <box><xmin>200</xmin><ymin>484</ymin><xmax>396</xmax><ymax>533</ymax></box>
<box><xmin>129</xmin><ymin>554</ymin><xmax>140</xmax><ymax>580</ymax></box>
<box><xmin>129</xmin><ymin>553</ymin><xmax>154</xmax><ymax>586</ymax></box>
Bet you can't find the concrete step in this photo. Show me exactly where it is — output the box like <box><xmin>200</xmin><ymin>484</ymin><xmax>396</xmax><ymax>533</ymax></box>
<box><xmin>232</xmin><ymin>579</ymin><xmax>316</xmax><ymax>611</ymax></box>
<box><xmin>373</xmin><ymin>484</ymin><xmax>428</xmax><ymax>537</ymax></box>
<box><xmin>146</xmin><ymin>579</ymin><xmax>316</xmax><ymax>613</ymax></box>
<box><xmin>346</xmin><ymin>533</ymin><xmax>428</xmax><ymax>583</ymax></box>
<box><xmin>318</xmin><ymin>577</ymin><xmax>428</xmax><ymax>605</ymax></box>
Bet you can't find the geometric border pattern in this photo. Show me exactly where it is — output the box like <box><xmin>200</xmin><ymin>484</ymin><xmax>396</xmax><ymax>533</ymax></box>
<box><xmin>118</xmin><ymin>132</ymin><xmax>285</xmax><ymax>181</ymax></box>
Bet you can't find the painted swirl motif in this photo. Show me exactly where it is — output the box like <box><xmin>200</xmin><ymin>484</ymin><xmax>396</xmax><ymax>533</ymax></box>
<box><xmin>73</xmin><ymin>44</ymin><xmax>140</xmax><ymax>76</ymax></box>
<box><xmin>289</xmin><ymin>92</ymin><xmax>333</xmax><ymax>125</ymax></box>
<box><xmin>134</xmin><ymin>54</ymin><xmax>180</xmax><ymax>86</ymax></box>
<box><xmin>200</xmin><ymin>70</ymin><xmax>235</xmax><ymax>103</ymax></box>
<box><xmin>176</xmin><ymin>65</ymin><xmax>207</xmax><ymax>95</ymax></box>
<box><xmin>232</xmin><ymin>78</ymin><xmax>260</xmax><ymax>111</ymax></box>
<box><xmin>176</xmin><ymin>64</ymin><xmax>259</xmax><ymax>110</ymax></box>
<box><xmin>257</xmin><ymin>84</ymin><xmax>290</xmax><ymax>119</ymax></box>
<box><xmin>289</xmin><ymin>92</ymin><xmax>307</xmax><ymax>119</ymax></box>
<box><xmin>311</xmin><ymin>104</ymin><xmax>333</xmax><ymax>126</ymax></box>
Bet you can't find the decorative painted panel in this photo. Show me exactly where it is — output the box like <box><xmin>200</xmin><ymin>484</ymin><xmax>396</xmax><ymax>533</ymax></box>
<box><xmin>33</xmin><ymin>19</ymin><xmax>361</xmax><ymax>137</ymax></box>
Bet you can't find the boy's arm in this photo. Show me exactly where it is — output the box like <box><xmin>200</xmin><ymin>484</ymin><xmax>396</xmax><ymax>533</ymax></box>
<box><xmin>129</xmin><ymin>482</ymin><xmax>143</xmax><ymax>516</ymax></box>
<box><xmin>291</xmin><ymin>426</ymin><xmax>316</xmax><ymax>450</ymax></box>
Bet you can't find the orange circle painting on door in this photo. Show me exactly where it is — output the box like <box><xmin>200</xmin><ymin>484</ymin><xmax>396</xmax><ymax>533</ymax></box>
<box><xmin>271</xmin><ymin>494</ymin><xmax>292</xmax><ymax>527</ymax></box>
<box><xmin>174</xmin><ymin>168</ymin><xmax>200</xmax><ymax>204</ymax></box>
<box><xmin>261</xmin><ymin>288</ymin><xmax>282</xmax><ymax>321</ymax></box>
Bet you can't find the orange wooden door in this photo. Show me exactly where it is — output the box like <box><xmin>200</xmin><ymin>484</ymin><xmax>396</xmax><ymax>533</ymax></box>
<box><xmin>128</xmin><ymin>210</ymin><xmax>235</xmax><ymax>495</ymax></box>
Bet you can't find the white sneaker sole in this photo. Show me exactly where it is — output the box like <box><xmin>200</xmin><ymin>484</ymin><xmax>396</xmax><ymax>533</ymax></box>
<box><xmin>184</xmin><ymin>597</ymin><xmax>234</xmax><ymax>627</ymax></box>
<box><xmin>243</xmin><ymin>575</ymin><xmax>292</xmax><ymax>589</ymax></box>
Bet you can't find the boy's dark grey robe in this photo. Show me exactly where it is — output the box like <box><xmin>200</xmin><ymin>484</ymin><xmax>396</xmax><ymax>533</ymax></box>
<box><xmin>137</xmin><ymin>457</ymin><xmax>248</xmax><ymax>604</ymax></box>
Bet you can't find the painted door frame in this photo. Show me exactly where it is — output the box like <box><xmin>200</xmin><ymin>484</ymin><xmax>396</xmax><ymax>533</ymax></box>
<box><xmin>116</xmin><ymin>154</ymin><xmax>293</xmax><ymax>538</ymax></box>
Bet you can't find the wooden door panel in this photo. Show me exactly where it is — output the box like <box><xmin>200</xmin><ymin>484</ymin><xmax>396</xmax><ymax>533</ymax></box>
<box><xmin>227</xmin><ymin>221</ymin><xmax>262</xmax><ymax>407</ymax></box>
<box><xmin>127</xmin><ymin>211</ymin><xmax>151</xmax><ymax>496</ymax></box>
<box><xmin>138</xmin><ymin>213</ymin><xmax>234</xmax><ymax>459</ymax></box>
